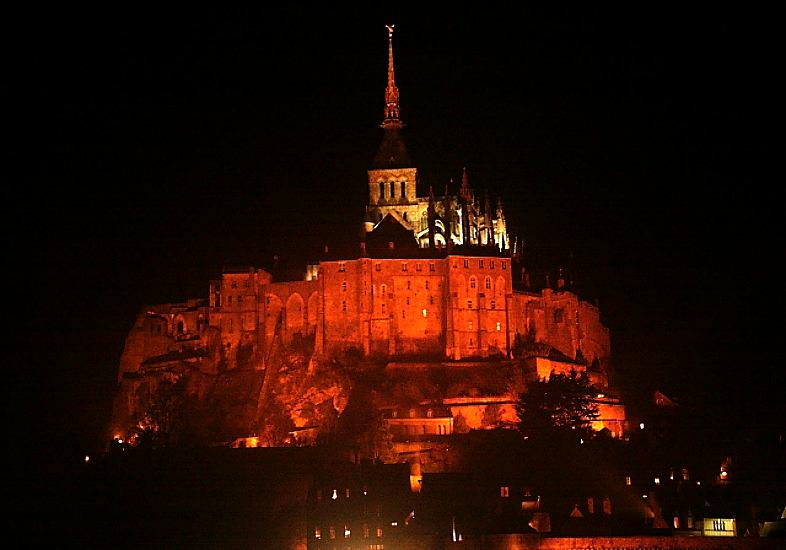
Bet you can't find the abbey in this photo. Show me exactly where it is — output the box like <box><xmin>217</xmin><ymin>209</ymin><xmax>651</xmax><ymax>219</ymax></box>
<box><xmin>113</xmin><ymin>27</ymin><xmax>622</xmax><ymax>443</ymax></box>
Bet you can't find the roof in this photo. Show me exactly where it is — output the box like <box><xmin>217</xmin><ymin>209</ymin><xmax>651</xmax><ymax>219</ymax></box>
<box><xmin>371</xmin><ymin>127</ymin><xmax>412</xmax><ymax>169</ymax></box>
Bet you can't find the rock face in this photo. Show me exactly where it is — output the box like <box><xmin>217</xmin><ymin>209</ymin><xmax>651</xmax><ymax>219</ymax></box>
<box><xmin>109</xmin><ymin>302</ymin><xmax>351</xmax><ymax>447</ymax></box>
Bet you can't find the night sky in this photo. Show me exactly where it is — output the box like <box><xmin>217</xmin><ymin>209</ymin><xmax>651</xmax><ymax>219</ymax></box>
<box><xmin>14</xmin><ymin>7</ymin><xmax>782</xmax><ymax>459</ymax></box>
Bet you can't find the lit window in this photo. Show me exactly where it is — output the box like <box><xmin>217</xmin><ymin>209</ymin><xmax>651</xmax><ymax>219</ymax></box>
<box><xmin>376</xmin><ymin>527</ymin><xmax>383</xmax><ymax>537</ymax></box>
<box><xmin>315</xmin><ymin>527</ymin><xmax>321</xmax><ymax>539</ymax></box>
<box><xmin>469</xmin><ymin>321</ymin><xmax>473</xmax><ymax>330</ymax></box>
<box><xmin>409</xmin><ymin>408</ymin><xmax>416</xmax><ymax>418</ymax></box>
<box><xmin>332</xmin><ymin>489</ymin><xmax>338</xmax><ymax>500</ymax></box>
<box><xmin>363</xmin><ymin>524</ymin><xmax>370</xmax><ymax>538</ymax></box>
<box><xmin>500</xmin><ymin>486</ymin><xmax>509</xmax><ymax>497</ymax></box>
<box><xmin>338</xmin><ymin>262</ymin><xmax>345</xmax><ymax>272</ymax></box>
<box><xmin>625</xmin><ymin>476</ymin><xmax>631</xmax><ymax>486</ymax></box>
<box><xmin>344</xmin><ymin>525</ymin><xmax>351</xmax><ymax>538</ymax></box>
<box><xmin>346</xmin><ymin>488</ymin><xmax>350</xmax><ymax>498</ymax></box>
<box><xmin>422</xmin><ymin>308</ymin><xmax>427</xmax><ymax>318</ymax></box>
<box><xmin>496</xmin><ymin>322</ymin><xmax>501</xmax><ymax>331</ymax></box>
<box><xmin>426</xmin><ymin>409</ymin><xmax>433</xmax><ymax>418</ymax></box>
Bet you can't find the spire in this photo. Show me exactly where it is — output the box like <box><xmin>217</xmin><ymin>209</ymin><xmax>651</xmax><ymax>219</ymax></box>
<box><xmin>382</xmin><ymin>24</ymin><xmax>402</xmax><ymax>129</ymax></box>
<box><xmin>371</xmin><ymin>25</ymin><xmax>410</xmax><ymax>169</ymax></box>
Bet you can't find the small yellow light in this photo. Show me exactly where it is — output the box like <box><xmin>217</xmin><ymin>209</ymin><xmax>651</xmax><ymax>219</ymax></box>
<box><xmin>639</xmin><ymin>422</ymin><xmax>645</xmax><ymax>430</ymax></box>
<box><xmin>84</xmin><ymin>455</ymin><xmax>90</xmax><ymax>463</ymax></box>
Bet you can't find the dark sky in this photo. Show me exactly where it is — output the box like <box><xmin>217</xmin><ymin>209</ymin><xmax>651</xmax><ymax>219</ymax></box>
<box><xmin>14</xmin><ymin>7</ymin><xmax>782</xmax><ymax>456</ymax></box>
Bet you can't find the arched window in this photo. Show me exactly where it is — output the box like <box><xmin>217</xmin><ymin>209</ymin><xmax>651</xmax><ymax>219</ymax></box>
<box><xmin>420</xmin><ymin>211</ymin><xmax>428</xmax><ymax>232</ymax></box>
<box><xmin>485</xmin><ymin>277</ymin><xmax>492</xmax><ymax>290</ymax></box>
<box><xmin>400</xmin><ymin>181</ymin><xmax>406</xmax><ymax>197</ymax></box>
<box><xmin>470</xmin><ymin>277</ymin><xmax>476</xmax><ymax>289</ymax></box>
<box><xmin>390</xmin><ymin>182</ymin><xmax>396</xmax><ymax>198</ymax></box>
<box><xmin>403</xmin><ymin>212</ymin><xmax>408</xmax><ymax>221</ymax></box>
<box><xmin>379</xmin><ymin>182</ymin><xmax>385</xmax><ymax>199</ymax></box>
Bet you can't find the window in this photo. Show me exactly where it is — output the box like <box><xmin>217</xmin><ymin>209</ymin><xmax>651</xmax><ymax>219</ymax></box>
<box><xmin>379</xmin><ymin>182</ymin><xmax>385</xmax><ymax>199</ymax></box>
<box><xmin>381</xmin><ymin>303</ymin><xmax>386</xmax><ymax>314</ymax></box>
<box><xmin>479</xmin><ymin>260</ymin><xmax>484</xmax><ymax>269</ymax></box>
<box><xmin>406</xmin><ymin>297</ymin><xmax>410</xmax><ymax>305</ymax></box>
<box><xmin>485</xmin><ymin>278</ymin><xmax>491</xmax><ymax>290</ymax></box>
<box><xmin>467</xmin><ymin>300</ymin><xmax>472</xmax><ymax>309</ymax></box>
<box><xmin>402</xmin><ymin>310</ymin><xmax>406</xmax><ymax>319</ymax></box>
<box><xmin>429</xmin><ymin>295</ymin><xmax>434</xmax><ymax>305</ymax></box>
<box><xmin>329</xmin><ymin>527</ymin><xmax>336</xmax><ymax>539</ymax></box>
<box><xmin>342</xmin><ymin>281</ymin><xmax>347</xmax><ymax>292</ymax></box>
<box><xmin>416</xmin><ymin>263</ymin><xmax>421</xmax><ymax>272</ymax></box>
<box><xmin>345</xmin><ymin>488</ymin><xmax>350</xmax><ymax>498</ymax></box>
<box><xmin>228</xmin><ymin>319</ymin><xmax>233</xmax><ymax>333</ymax></box>
<box><xmin>426</xmin><ymin>408</ymin><xmax>433</xmax><ymax>418</ymax></box>
<box><xmin>406</xmin><ymin>280</ymin><xmax>411</xmax><ymax>290</ymax></box>
<box><xmin>342</xmin><ymin>301</ymin><xmax>347</xmax><ymax>312</ymax></box>
<box><xmin>409</xmin><ymin>408</ymin><xmax>416</xmax><ymax>418</ymax></box>
<box><xmin>496</xmin><ymin>321</ymin><xmax>502</xmax><ymax>331</ymax></box>
<box><xmin>228</xmin><ymin>295</ymin><xmax>233</xmax><ymax>305</ymax></box>
<box><xmin>344</xmin><ymin>525</ymin><xmax>351</xmax><ymax>538</ymax></box>
<box><xmin>554</xmin><ymin>309</ymin><xmax>564</xmax><ymax>323</ymax></box>
<box><xmin>463</xmin><ymin>259</ymin><xmax>469</xmax><ymax>268</ymax></box>
<box><xmin>375</xmin><ymin>263</ymin><xmax>381</xmax><ymax>272</ymax></box>
<box><xmin>231</xmin><ymin>280</ymin><xmax>237</xmax><ymax>289</ymax></box>
<box><xmin>402</xmin><ymin>262</ymin><xmax>408</xmax><ymax>271</ymax></box>
<box><xmin>491</xmin><ymin>300</ymin><xmax>496</xmax><ymax>309</ymax></box>
<box><xmin>315</xmin><ymin>527</ymin><xmax>321</xmax><ymax>540</ymax></box>
<box><xmin>429</xmin><ymin>263</ymin><xmax>435</xmax><ymax>271</ymax></box>
<box><xmin>470</xmin><ymin>277</ymin><xmax>476</xmax><ymax>289</ymax></box>
<box><xmin>502</xmin><ymin>261</ymin><xmax>507</xmax><ymax>270</ymax></box>
<box><xmin>376</xmin><ymin>527</ymin><xmax>383</xmax><ymax>537</ymax></box>
<box><xmin>489</xmin><ymin>260</ymin><xmax>495</xmax><ymax>269</ymax></box>
<box><xmin>422</xmin><ymin>308</ymin><xmax>427</xmax><ymax>317</ymax></box>
<box><xmin>237</xmin><ymin>295</ymin><xmax>243</xmax><ymax>303</ymax></box>
<box><xmin>390</xmin><ymin>181</ymin><xmax>395</xmax><ymax>198</ymax></box>
<box><xmin>266</xmin><ymin>296</ymin><xmax>271</xmax><ymax>305</ymax></box>
<box><xmin>400</xmin><ymin>181</ymin><xmax>406</xmax><ymax>197</ymax></box>
<box><xmin>381</xmin><ymin>284</ymin><xmax>386</xmax><ymax>296</ymax></box>
<box><xmin>338</xmin><ymin>262</ymin><xmax>345</xmax><ymax>272</ymax></box>
<box><xmin>500</xmin><ymin>486</ymin><xmax>510</xmax><ymax>497</ymax></box>
<box><xmin>363</xmin><ymin>524</ymin><xmax>370</xmax><ymax>538</ymax></box>
<box><xmin>469</xmin><ymin>321</ymin><xmax>473</xmax><ymax>330</ymax></box>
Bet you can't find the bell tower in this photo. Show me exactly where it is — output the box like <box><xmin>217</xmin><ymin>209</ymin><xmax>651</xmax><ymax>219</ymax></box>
<box><xmin>365</xmin><ymin>25</ymin><xmax>418</xmax><ymax>232</ymax></box>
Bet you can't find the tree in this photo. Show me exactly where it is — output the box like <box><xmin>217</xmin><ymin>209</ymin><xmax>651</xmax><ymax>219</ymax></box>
<box><xmin>515</xmin><ymin>369</ymin><xmax>599</xmax><ymax>442</ymax></box>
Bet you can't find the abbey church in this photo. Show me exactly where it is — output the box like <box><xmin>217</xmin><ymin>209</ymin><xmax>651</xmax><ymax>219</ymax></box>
<box><xmin>111</xmin><ymin>27</ymin><xmax>626</xmax><ymax>447</ymax></box>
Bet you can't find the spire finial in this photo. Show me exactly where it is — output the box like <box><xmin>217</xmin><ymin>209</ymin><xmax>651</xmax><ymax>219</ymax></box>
<box><xmin>382</xmin><ymin>24</ymin><xmax>402</xmax><ymax>128</ymax></box>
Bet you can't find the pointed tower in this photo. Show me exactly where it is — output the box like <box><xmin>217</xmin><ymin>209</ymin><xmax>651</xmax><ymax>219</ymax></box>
<box><xmin>366</xmin><ymin>25</ymin><xmax>418</xmax><ymax>233</ymax></box>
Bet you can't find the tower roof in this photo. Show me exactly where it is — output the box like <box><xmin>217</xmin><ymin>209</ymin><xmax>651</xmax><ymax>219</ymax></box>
<box><xmin>371</xmin><ymin>25</ymin><xmax>412</xmax><ymax>169</ymax></box>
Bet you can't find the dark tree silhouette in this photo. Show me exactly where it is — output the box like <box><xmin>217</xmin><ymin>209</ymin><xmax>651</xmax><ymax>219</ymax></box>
<box><xmin>515</xmin><ymin>369</ymin><xmax>599</xmax><ymax>442</ymax></box>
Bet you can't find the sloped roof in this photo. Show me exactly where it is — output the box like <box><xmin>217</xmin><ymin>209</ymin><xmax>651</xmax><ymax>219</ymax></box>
<box><xmin>371</xmin><ymin>127</ymin><xmax>412</xmax><ymax>169</ymax></box>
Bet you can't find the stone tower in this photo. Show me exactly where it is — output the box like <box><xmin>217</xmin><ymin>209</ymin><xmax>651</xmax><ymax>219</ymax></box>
<box><xmin>365</xmin><ymin>25</ymin><xmax>419</xmax><ymax>232</ymax></box>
